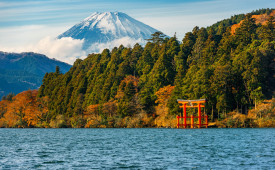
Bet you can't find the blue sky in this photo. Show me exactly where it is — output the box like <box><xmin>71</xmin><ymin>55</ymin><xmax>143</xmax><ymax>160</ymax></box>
<box><xmin>0</xmin><ymin>0</ymin><xmax>274</xmax><ymax>63</ymax></box>
<box><xmin>1</xmin><ymin>0</ymin><xmax>274</xmax><ymax>34</ymax></box>
<box><xmin>0</xmin><ymin>0</ymin><xmax>205</xmax><ymax>26</ymax></box>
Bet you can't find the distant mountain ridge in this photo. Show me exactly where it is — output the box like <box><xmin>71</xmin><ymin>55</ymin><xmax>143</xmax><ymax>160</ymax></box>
<box><xmin>0</xmin><ymin>51</ymin><xmax>71</xmax><ymax>99</ymax></box>
<box><xmin>58</xmin><ymin>12</ymin><xmax>159</xmax><ymax>51</ymax></box>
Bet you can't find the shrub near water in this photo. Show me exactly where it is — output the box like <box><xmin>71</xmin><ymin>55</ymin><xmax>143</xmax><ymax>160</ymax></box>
<box><xmin>0</xmin><ymin>91</ymin><xmax>274</xmax><ymax>128</ymax></box>
<box><xmin>217</xmin><ymin>99</ymin><xmax>275</xmax><ymax>128</ymax></box>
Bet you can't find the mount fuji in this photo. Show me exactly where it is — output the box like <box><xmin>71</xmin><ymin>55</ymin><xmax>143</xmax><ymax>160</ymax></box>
<box><xmin>58</xmin><ymin>12</ymin><xmax>159</xmax><ymax>52</ymax></box>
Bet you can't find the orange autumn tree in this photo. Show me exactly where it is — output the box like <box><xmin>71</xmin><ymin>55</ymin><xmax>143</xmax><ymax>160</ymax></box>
<box><xmin>155</xmin><ymin>85</ymin><xmax>176</xmax><ymax>127</ymax></box>
<box><xmin>102</xmin><ymin>100</ymin><xmax>117</xmax><ymax>117</ymax></box>
<box><xmin>0</xmin><ymin>90</ymin><xmax>49</xmax><ymax>127</ymax></box>
<box><xmin>0</xmin><ymin>99</ymin><xmax>10</xmax><ymax>118</ymax></box>
<box><xmin>24</xmin><ymin>92</ymin><xmax>49</xmax><ymax>127</ymax></box>
<box><xmin>0</xmin><ymin>99</ymin><xmax>12</xmax><ymax>127</ymax></box>
<box><xmin>3</xmin><ymin>91</ymin><xmax>33</xmax><ymax>127</ymax></box>
<box><xmin>84</xmin><ymin>104</ymin><xmax>101</xmax><ymax>128</ymax></box>
<box><xmin>155</xmin><ymin>85</ymin><xmax>175</xmax><ymax>106</ymax></box>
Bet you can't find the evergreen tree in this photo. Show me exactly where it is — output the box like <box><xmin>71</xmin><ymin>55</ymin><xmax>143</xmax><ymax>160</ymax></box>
<box><xmin>146</xmin><ymin>31</ymin><xmax>166</xmax><ymax>44</ymax></box>
<box><xmin>235</xmin><ymin>14</ymin><xmax>257</xmax><ymax>46</ymax></box>
<box><xmin>34</xmin><ymin>9</ymin><xmax>275</xmax><ymax>124</ymax></box>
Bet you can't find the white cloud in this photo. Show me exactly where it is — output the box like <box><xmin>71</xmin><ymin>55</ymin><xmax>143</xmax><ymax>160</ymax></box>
<box><xmin>0</xmin><ymin>24</ymin><xmax>86</xmax><ymax>64</ymax></box>
<box><xmin>31</xmin><ymin>37</ymin><xmax>86</xmax><ymax>64</ymax></box>
<box><xmin>0</xmin><ymin>24</ymin><xmax>148</xmax><ymax>65</ymax></box>
<box><xmin>0</xmin><ymin>36</ymin><xmax>86</xmax><ymax>65</ymax></box>
<box><xmin>0</xmin><ymin>35</ymin><xmax>147</xmax><ymax>65</ymax></box>
<box><xmin>0</xmin><ymin>24</ymin><xmax>71</xmax><ymax>47</ymax></box>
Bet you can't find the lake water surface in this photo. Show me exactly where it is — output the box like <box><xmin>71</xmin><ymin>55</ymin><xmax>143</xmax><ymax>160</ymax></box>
<box><xmin>0</xmin><ymin>128</ymin><xmax>274</xmax><ymax>169</ymax></box>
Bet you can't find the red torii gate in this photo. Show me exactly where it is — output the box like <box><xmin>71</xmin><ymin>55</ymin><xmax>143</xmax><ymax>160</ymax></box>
<box><xmin>177</xmin><ymin>99</ymin><xmax>208</xmax><ymax>128</ymax></box>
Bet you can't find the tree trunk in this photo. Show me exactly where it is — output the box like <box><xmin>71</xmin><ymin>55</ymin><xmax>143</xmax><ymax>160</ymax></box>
<box><xmin>237</xmin><ymin>101</ymin><xmax>239</xmax><ymax>113</ymax></box>
<box><xmin>211</xmin><ymin>105</ymin><xmax>214</xmax><ymax>122</ymax></box>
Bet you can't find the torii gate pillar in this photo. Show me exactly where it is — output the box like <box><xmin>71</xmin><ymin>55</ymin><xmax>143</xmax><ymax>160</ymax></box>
<box><xmin>176</xmin><ymin>99</ymin><xmax>208</xmax><ymax>128</ymax></box>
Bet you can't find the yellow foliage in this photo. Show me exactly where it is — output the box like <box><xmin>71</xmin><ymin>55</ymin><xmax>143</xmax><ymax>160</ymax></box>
<box><xmin>0</xmin><ymin>109</ymin><xmax>19</xmax><ymax>127</ymax></box>
<box><xmin>124</xmin><ymin>113</ymin><xmax>154</xmax><ymax>128</ymax></box>
<box><xmin>114</xmin><ymin>117</ymin><xmax>126</xmax><ymax>128</ymax></box>
<box><xmin>126</xmin><ymin>116</ymin><xmax>142</xmax><ymax>128</ymax></box>
<box><xmin>49</xmin><ymin>115</ymin><xmax>66</xmax><ymax>128</ymax></box>
<box><xmin>217</xmin><ymin>99</ymin><xmax>275</xmax><ymax>128</ymax></box>
<box><xmin>153</xmin><ymin>85</ymin><xmax>176</xmax><ymax>127</ymax></box>
<box><xmin>154</xmin><ymin>104</ymin><xmax>177</xmax><ymax>128</ymax></box>
<box><xmin>155</xmin><ymin>85</ymin><xmax>175</xmax><ymax>106</ymax></box>
<box><xmin>85</xmin><ymin>114</ymin><xmax>102</xmax><ymax>128</ymax></box>
<box><xmin>85</xmin><ymin>104</ymin><xmax>100</xmax><ymax>115</ymax></box>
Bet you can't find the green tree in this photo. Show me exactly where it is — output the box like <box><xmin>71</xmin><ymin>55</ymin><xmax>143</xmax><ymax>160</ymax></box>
<box><xmin>147</xmin><ymin>31</ymin><xmax>166</xmax><ymax>44</ymax></box>
<box><xmin>235</xmin><ymin>14</ymin><xmax>257</xmax><ymax>46</ymax></box>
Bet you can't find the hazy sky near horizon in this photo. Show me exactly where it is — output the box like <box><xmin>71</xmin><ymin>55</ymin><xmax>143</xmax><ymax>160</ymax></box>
<box><xmin>0</xmin><ymin>0</ymin><xmax>274</xmax><ymax>63</ymax></box>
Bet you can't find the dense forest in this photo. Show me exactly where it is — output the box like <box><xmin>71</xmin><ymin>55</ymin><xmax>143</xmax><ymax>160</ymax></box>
<box><xmin>0</xmin><ymin>9</ymin><xmax>274</xmax><ymax>128</ymax></box>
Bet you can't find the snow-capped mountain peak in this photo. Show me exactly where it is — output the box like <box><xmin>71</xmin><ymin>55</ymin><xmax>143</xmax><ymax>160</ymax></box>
<box><xmin>58</xmin><ymin>12</ymin><xmax>160</xmax><ymax>52</ymax></box>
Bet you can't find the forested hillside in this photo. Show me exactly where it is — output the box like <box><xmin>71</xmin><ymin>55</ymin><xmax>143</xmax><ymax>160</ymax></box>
<box><xmin>0</xmin><ymin>9</ymin><xmax>274</xmax><ymax>128</ymax></box>
<box><xmin>0</xmin><ymin>52</ymin><xmax>71</xmax><ymax>98</ymax></box>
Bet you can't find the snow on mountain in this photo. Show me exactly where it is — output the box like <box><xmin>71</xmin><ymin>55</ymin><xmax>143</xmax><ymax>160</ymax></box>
<box><xmin>58</xmin><ymin>12</ymin><xmax>159</xmax><ymax>52</ymax></box>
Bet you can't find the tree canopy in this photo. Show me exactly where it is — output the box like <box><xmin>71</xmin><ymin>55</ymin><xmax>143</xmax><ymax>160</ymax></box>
<box><xmin>0</xmin><ymin>8</ymin><xmax>274</xmax><ymax>128</ymax></box>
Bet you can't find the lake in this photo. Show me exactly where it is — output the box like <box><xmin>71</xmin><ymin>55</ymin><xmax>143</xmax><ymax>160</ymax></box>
<box><xmin>0</xmin><ymin>128</ymin><xmax>274</xmax><ymax>169</ymax></box>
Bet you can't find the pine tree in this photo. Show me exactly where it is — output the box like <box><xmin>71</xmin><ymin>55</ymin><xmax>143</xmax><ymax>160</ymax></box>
<box><xmin>146</xmin><ymin>31</ymin><xmax>166</xmax><ymax>44</ymax></box>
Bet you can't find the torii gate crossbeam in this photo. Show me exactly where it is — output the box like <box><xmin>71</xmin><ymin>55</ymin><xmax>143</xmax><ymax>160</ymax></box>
<box><xmin>177</xmin><ymin>99</ymin><xmax>208</xmax><ymax>128</ymax></box>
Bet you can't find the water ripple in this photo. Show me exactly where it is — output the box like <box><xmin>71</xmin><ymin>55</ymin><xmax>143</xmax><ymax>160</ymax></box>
<box><xmin>0</xmin><ymin>128</ymin><xmax>274</xmax><ymax>169</ymax></box>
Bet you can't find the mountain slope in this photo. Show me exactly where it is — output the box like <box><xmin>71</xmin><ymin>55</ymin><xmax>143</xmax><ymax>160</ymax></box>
<box><xmin>0</xmin><ymin>52</ymin><xmax>71</xmax><ymax>99</ymax></box>
<box><xmin>58</xmin><ymin>12</ymin><xmax>159</xmax><ymax>51</ymax></box>
<box><xmin>35</xmin><ymin>9</ymin><xmax>274</xmax><ymax>128</ymax></box>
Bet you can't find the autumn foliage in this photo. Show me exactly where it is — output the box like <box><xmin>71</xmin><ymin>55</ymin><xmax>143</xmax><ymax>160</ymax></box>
<box><xmin>0</xmin><ymin>89</ymin><xmax>274</xmax><ymax>128</ymax></box>
<box><xmin>1</xmin><ymin>9</ymin><xmax>275</xmax><ymax>128</ymax></box>
<box><xmin>155</xmin><ymin>85</ymin><xmax>175</xmax><ymax>106</ymax></box>
<box><xmin>155</xmin><ymin>85</ymin><xmax>177</xmax><ymax>128</ymax></box>
<box><xmin>231</xmin><ymin>10</ymin><xmax>275</xmax><ymax>34</ymax></box>
<box><xmin>216</xmin><ymin>99</ymin><xmax>275</xmax><ymax>128</ymax></box>
<box><xmin>0</xmin><ymin>90</ymin><xmax>49</xmax><ymax>128</ymax></box>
